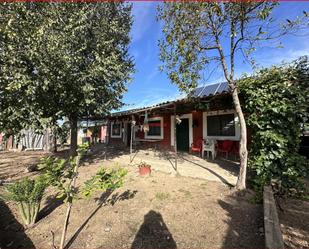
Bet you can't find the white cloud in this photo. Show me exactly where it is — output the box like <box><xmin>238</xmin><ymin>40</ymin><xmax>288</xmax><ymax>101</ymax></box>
<box><xmin>120</xmin><ymin>88</ymin><xmax>185</xmax><ymax>111</ymax></box>
<box><xmin>131</xmin><ymin>2</ymin><xmax>156</xmax><ymax>44</ymax></box>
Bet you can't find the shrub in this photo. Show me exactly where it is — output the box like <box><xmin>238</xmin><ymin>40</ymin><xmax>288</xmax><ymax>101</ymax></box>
<box><xmin>81</xmin><ymin>167</ymin><xmax>127</xmax><ymax>198</ymax></box>
<box><xmin>240</xmin><ymin>57</ymin><xmax>309</xmax><ymax>197</ymax></box>
<box><xmin>2</xmin><ymin>177</ymin><xmax>47</xmax><ymax>226</ymax></box>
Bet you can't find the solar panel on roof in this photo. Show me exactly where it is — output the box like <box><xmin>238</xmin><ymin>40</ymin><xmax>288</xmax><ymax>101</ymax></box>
<box><xmin>216</xmin><ymin>82</ymin><xmax>229</xmax><ymax>94</ymax></box>
<box><xmin>193</xmin><ymin>87</ymin><xmax>204</xmax><ymax>97</ymax></box>
<box><xmin>200</xmin><ymin>83</ymin><xmax>220</xmax><ymax>97</ymax></box>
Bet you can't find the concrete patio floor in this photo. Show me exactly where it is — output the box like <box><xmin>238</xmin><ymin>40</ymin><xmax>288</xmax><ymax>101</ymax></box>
<box><xmin>91</xmin><ymin>145</ymin><xmax>239</xmax><ymax>187</ymax></box>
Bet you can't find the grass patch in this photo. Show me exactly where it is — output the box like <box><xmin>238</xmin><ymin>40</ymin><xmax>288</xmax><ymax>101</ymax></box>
<box><xmin>155</xmin><ymin>192</ymin><xmax>170</xmax><ymax>201</ymax></box>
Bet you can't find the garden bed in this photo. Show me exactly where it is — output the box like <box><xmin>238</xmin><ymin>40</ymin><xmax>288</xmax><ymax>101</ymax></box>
<box><xmin>0</xmin><ymin>151</ymin><xmax>264</xmax><ymax>248</ymax></box>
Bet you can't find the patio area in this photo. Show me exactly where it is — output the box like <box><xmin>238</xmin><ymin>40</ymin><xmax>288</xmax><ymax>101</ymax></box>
<box><xmin>88</xmin><ymin>144</ymin><xmax>239</xmax><ymax>187</ymax></box>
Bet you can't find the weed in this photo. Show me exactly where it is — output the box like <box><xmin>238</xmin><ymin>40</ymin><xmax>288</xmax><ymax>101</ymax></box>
<box><xmin>155</xmin><ymin>192</ymin><xmax>170</xmax><ymax>201</ymax></box>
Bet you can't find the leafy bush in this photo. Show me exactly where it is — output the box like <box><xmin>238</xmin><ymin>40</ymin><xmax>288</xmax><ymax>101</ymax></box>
<box><xmin>240</xmin><ymin>57</ymin><xmax>309</xmax><ymax>197</ymax></box>
<box><xmin>1</xmin><ymin>177</ymin><xmax>47</xmax><ymax>226</ymax></box>
<box><xmin>38</xmin><ymin>156</ymin><xmax>74</xmax><ymax>201</ymax></box>
<box><xmin>81</xmin><ymin>167</ymin><xmax>127</xmax><ymax>198</ymax></box>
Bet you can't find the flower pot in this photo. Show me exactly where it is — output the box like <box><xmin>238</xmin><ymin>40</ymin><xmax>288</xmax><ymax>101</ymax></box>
<box><xmin>139</xmin><ymin>166</ymin><xmax>151</xmax><ymax>176</ymax></box>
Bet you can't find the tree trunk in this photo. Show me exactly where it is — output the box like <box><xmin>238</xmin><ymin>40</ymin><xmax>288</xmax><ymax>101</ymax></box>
<box><xmin>59</xmin><ymin>155</ymin><xmax>80</xmax><ymax>249</ymax></box>
<box><xmin>231</xmin><ymin>86</ymin><xmax>248</xmax><ymax>190</ymax></box>
<box><xmin>59</xmin><ymin>201</ymin><xmax>72</xmax><ymax>249</ymax></box>
<box><xmin>53</xmin><ymin>129</ymin><xmax>57</xmax><ymax>153</ymax></box>
<box><xmin>70</xmin><ymin>115</ymin><xmax>78</xmax><ymax>156</ymax></box>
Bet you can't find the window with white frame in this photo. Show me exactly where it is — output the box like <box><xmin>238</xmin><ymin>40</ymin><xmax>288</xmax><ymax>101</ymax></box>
<box><xmin>145</xmin><ymin>117</ymin><xmax>164</xmax><ymax>139</ymax></box>
<box><xmin>207</xmin><ymin>114</ymin><xmax>235</xmax><ymax>136</ymax></box>
<box><xmin>111</xmin><ymin>122</ymin><xmax>122</xmax><ymax>138</ymax></box>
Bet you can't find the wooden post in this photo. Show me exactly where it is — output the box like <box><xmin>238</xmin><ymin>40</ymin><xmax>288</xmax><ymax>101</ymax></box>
<box><xmin>173</xmin><ymin>103</ymin><xmax>178</xmax><ymax>173</ymax></box>
<box><xmin>130</xmin><ymin>115</ymin><xmax>134</xmax><ymax>163</ymax></box>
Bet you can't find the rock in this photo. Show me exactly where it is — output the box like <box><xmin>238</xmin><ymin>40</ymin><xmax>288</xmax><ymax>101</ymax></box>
<box><xmin>0</xmin><ymin>179</ymin><xmax>4</xmax><ymax>186</ymax></box>
<box><xmin>104</xmin><ymin>227</ymin><xmax>111</xmax><ymax>232</ymax></box>
<box><xmin>258</xmin><ymin>227</ymin><xmax>264</xmax><ymax>233</ymax></box>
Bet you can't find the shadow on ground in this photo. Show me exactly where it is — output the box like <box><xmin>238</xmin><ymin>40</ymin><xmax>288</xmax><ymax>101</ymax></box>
<box><xmin>219</xmin><ymin>191</ymin><xmax>264</xmax><ymax>248</ymax></box>
<box><xmin>38</xmin><ymin>194</ymin><xmax>65</xmax><ymax>221</ymax></box>
<box><xmin>278</xmin><ymin>197</ymin><xmax>309</xmax><ymax>248</ymax></box>
<box><xmin>0</xmin><ymin>199</ymin><xmax>35</xmax><ymax>249</ymax></box>
<box><xmin>131</xmin><ymin>210</ymin><xmax>177</xmax><ymax>249</ymax></box>
<box><xmin>84</xmin><ymin>144</ymin><xmax>239</xmax><ymax>183</ymax></box>
<box><xmin>65</xmin><ymin>189</ymin><xmax>137</xmax><ymax>249</ymax></box>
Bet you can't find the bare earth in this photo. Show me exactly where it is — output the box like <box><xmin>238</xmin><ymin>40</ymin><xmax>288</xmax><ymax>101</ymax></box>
<box><xmin>0</xmin><ymin>149</ymin><xmax>267</xmax><ymax>248</ymax></box>
<box><xmin>278</xmin><ymin>198</ymin><xmax>309</xmax><ymax>248</ymax></box>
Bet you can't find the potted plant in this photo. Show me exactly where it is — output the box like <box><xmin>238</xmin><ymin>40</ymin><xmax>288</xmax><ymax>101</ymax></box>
<box><xmin>138</xmin><ymin>161</ymin><xmax>151</xmax><ymax>176</ymax></box>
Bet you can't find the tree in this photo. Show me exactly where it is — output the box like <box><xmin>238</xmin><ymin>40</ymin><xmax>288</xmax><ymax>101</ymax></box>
<box><xmin>158</xmin><ymin>2</ymin><xmax>307</xmax><ymax>190</ymax></box>
<box><xmin>0</xmin><ymin>3</ymin><xmax>134</xmax><ymax>155</ymax></box>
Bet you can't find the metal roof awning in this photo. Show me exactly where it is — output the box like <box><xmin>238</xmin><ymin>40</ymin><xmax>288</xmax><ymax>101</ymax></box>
<box><xmin>110</xmin><ymin>82</ymin><xmax>230</xmax><ymax>117</ymax></box>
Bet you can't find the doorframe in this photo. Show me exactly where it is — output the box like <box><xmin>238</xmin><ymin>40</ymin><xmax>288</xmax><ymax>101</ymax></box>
<box><xmin>171</xmin><ymin>113</ymin><xmax>193</xmax><ymax>148</ymax></box>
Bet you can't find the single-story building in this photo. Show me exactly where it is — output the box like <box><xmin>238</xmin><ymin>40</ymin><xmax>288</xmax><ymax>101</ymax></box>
<box><xmin>77</xmin><ymin>120</ymin><xmax>108</xmax><ymax>145</ymax></box>
<box><xmin>106</xmin><ymin>82</ymin><xmax>241</xmax><ymax>156</ymax></box>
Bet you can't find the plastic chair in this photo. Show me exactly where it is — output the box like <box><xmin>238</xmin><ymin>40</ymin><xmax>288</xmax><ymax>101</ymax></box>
<box><xmin>217</xmin><ymin>140</ymin><xmax>234</xmax><ymax>159</ymax></box>
<box><xmin>203</xmin><ymin>139</ymin><xmax>217</xmax><ymax>160</ymax></box>
<box><xmin>191</xmin><ymin>138</ymin><xmax>204</xmax><ymax>157</ymax></box>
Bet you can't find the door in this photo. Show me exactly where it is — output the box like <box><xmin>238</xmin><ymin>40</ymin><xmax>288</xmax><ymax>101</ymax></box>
<box><xmin>127</xmin><ymin>123</ymin><xmax>132</xmax><ymax>147</ymax></box>
<box><xmin>176</xmin><ymin>118</ymin><xmax>189</xmax><ymax>151</ymax></box>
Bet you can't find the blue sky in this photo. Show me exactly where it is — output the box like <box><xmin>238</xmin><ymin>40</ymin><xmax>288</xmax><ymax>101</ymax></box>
<box><xmin>120</xmin><ymin>2</ymin><xmax>309</xmax><ymax>111</ymax></box>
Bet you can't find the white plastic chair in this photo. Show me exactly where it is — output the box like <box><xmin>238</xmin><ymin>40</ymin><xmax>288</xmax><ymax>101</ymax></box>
<box><xmin>203</xmin><ymin>139</ymin><xmax>217</xmax><ymax>160</ymax></box>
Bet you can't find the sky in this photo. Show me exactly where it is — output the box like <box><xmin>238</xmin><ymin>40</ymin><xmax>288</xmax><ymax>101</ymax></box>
<box><xmin>119</xmin><ymin>2</ymin><xmax>309</xmax><ymax>112</ymax></box>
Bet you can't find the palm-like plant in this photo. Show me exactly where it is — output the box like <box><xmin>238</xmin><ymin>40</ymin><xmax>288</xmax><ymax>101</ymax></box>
<box><xmin>2</xmin><ymin>177</ymin><xmax>46</xmax><ymax>226</ymax></box>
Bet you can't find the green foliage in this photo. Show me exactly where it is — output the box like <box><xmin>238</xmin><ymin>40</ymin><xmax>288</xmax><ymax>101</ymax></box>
<box><xmin>155</xmin><ymin>192</ymin><xmax>170</xmax><ymax>201</ymax></box>
<box><xmin>1</xmin><ymin>177</ymin><xmax>47</xmax><ymax>226</ymax></box>
<box><xmin>56</xmin><ymin>121</ymin><xmax>70</xmax><ymax>146</ymax></box>
<box><xmin>240</xmin><ymin>57</ymin><xmax>309</xmax><ymax>197</ymax></box>
<box><xmin>77</xmin><ymin>142</ymin><xmax>90</xmax><ymax>157</ymax></box>
<box><xmin>0</xmin><ymin>3</ymin><xmax>134</xmax><ymax>136</ymax></box>
<box><xmin>81</xmin><ymin>167</ymin><xmax>127</xmax><ymax>198</ymax></box>
<box><xmin>137</xmin><ymin>161</ymin><xmax>151</xmax><ymax>168</ymax></box>
<box><xmin>38</xmin><ymin>157</ymin><xmax>73</xmax><ymax>201</ymax></box>
<box><xmin>38</xmin><ymin>144</ymin><xmax>89</xmax><ymax>202</ymax></box>
<box><xmin>158</xmin><ymin>2</ymin><xmax>279</xmax><ymax>93</ymax></box>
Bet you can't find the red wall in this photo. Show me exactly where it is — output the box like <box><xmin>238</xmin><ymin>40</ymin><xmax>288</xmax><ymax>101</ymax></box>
<box><xmin>108</xmin><ymin>112</ymin><xmax>204</xmax><ymax>151</ymax></box>
<box><xmin>192</xmin><ymin>111</ymin><xmax>203</xmax><ymax>145</ymax></box>
<box><xmin>131</xmin><ymin>114</ymin><xmax>172</xmax><ymax>150</ymax></box>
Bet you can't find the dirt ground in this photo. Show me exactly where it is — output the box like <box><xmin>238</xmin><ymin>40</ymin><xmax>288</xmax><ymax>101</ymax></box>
<box><xmin>0</xmin><ymin>150</ymin><xmax>50</xmax><ymax>182</ymax></box>
<box><xmin>278</xmin><ymin>197</ymin><xmax>309</xmax><ymax>248</ymax></box>
<box><xmin>0</xmin><ymin>149</ymin><xmax>266</xmax><ymax>249</ymax></box>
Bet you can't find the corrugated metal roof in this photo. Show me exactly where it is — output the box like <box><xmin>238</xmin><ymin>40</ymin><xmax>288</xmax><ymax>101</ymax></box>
<box><xmin>111</xmin><ymin>82</ymin><xmax>230</xmax><ymax>117</ymax></box>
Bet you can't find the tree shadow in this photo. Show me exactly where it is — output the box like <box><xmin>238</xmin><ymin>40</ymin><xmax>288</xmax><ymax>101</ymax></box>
<box><xmin>277</xmin><ymin>197</ymin><xmax>309</xmax><ymax>248</ymax></box>
<box><xmin>219</xmin><ymin>191</ymin><xmax>264</xmax><ymax>248</ymax></box>
<box><xmin>131</xmin><ymin>210</ymin><xmax>177</xmax><ymax>249</ymax></box>
<box><xmin>64</xmin><ymin>189</ymin><xmax>137</xmax><ymax>249</ymax></box>
<box><xmin>0</xmin><ymin>199</ymin><xmax>35</xmax><ymax>249</ymax></box>
<box><xmin>37</xmin><ymin>194</ymin><xmax>65</xmax><ymax>221</ymax></box>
